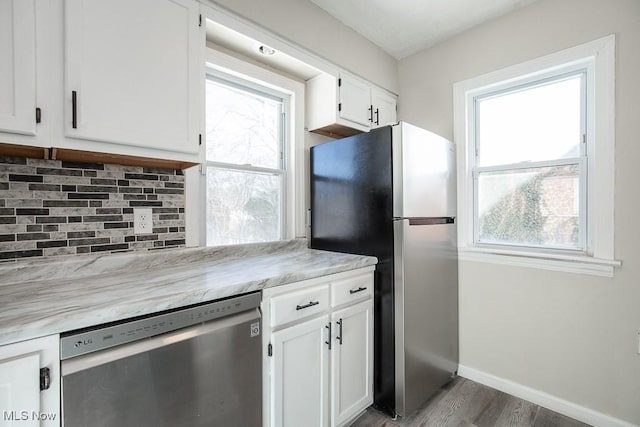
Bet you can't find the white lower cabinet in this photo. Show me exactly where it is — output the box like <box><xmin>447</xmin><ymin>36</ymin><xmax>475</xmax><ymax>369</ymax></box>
<box><xmin>263</xmin><ymin>267</ymin><xmax>374</xmax><ymax>427</ymax></box>
<box><xmin>330</xmin><ymin>301</ymin><xmax>373</xmax><ymax>427</ymax></box>
<box><xmin>270</xmin><ymin>315</ymin><xmax>330</xmax><ymax>427</ymax></box>
<box><xmin>0</xmin><ymin>335</ymin><xmax>60</xmax><ymax>427</ymax></box>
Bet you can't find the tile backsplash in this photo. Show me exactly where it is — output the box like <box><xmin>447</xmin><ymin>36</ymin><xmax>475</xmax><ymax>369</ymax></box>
<box><xmin>0</xmin><ymin>157</ymin><xmax>185</xmax><ymax>260</ymax></box>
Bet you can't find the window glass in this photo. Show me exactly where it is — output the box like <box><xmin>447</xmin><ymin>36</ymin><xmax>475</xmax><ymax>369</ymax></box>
<box><xmin>205</xmin><ymin>77</ymin><xmax>283</xmax><ymax>169</ymax></box>
<box><xmin>477</xmin><ymin>164</ymin><xmax>580</xmax><ymax>249</ymax></box>
<box><xmin>477</xmin><ymin>74</ymin><xmax>583</xmax><ymax>167</ymax></box>
<box><xmin>206</xmin><ymin>168</ymin><xmax>282</xmax><ymax>246</ymax></box>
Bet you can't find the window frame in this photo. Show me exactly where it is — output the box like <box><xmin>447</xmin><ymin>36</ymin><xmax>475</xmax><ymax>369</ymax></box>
<box><xmin>204</xmin><ymin>71</ymin><xmax>288</xmax><ymax>245</ymax></box>
<box><xmin>185</xmin><ymin>47</ymin><xmax>305</xmax><ymax>247</ymax></box>
<box><xmin>453</xmin><ymin>35</ymin><xmax>618</xmax><ymax>276</ymax></box>
<box><xmin>472</xmin><ymin>70</ymin><xmax>588</xmax><ymax>253</ymax></box>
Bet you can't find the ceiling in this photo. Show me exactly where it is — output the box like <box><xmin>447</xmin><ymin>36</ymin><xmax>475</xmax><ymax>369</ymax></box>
<box><xmin>309</xmin><ymin>0</ymin><xmax>538</xmax><ymax>59</ymax></box>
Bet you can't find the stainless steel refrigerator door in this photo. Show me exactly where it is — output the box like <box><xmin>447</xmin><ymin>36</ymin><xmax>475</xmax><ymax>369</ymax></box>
<box><xmin>394</xmin><ymin>218</ymin><xmax>458</xmax><ymax>418</ymax></box>
<box><xmin>61</xmin><ymin>309</ymin><xmax>262</xmax><ymax>427</ymax></box>
<box><xmin>392</xmin><ymin>122</ymin><xmax>456</xmax><ymax>218</ymax></box>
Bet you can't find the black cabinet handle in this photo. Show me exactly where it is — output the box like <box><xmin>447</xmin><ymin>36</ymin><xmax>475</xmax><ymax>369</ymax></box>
<box><xmin>336</xmin><ymin>319</ymin><xmax>343</xmax><ymax>345</ymax></box>
<box><xmin>349</xmin><ymin>286</ymin><xmax>367</xmax><ymax>294</ymax></box>
<box><xmin>368</xmin><ymin>105</ymin><xmax>373</xmax><ymax>122</ymax></box>
<box><xmin>325</xmin><ymin>323</ymin><xmax>332</xmax><ymax>350</ymax></box>
<box><xmin>296</xmin><ymin>300</ymin><xmax>319</xmax><ymax>311</ymax></box>
<box><xmin>375</xmin><ymin>108</ymin><xmax>380</xmax><ymax>125</ymax></box>
<box><xmin>72</xmin><ymin>91</ymin><xmax>78</xmax><ymax>129</ymax></box>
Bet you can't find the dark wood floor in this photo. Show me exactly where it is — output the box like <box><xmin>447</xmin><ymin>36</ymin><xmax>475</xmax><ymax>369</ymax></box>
<box><xmin>349</xmin><ymin>377</ymin><xmax>590</xmax><ymax>427</ymax></box>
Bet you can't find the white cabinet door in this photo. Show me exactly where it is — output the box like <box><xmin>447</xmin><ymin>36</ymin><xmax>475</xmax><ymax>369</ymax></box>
<box><xmin>371</xmin><ymin>88</ymin><xmax>397</xmax><ymax>129</ymax></box>
<box><xmin>0</xmin><ymin>0</ymin><xmax>36</xmax><ymax>136</ymax></box>
<box><xmin>331</xmin><ymin>300</ymin><xmax>373</xmax><ymax>427</ymax></box>
<box><xmin>0</xmin><ymin>354</ymin><xmax>40</xmax><ymax>427</ymax></box>
<box><xmin>338</xmin><ymin>74</ymin><xmax>371</xmax><ymax>129</ymax></box>
<box><xmin>0</xmin><ymin>335</ymin><xmax>59</xmax><ymax>427</ymax></box>
<box><xmin>64</xmin><ymin>0</ymin><xmax>200</xmax><ymax>154</ymax></box>
<box><xmin>270</xmin><ymin>315</ymin><xmax>330</xmax><ymax>427</ymax></box>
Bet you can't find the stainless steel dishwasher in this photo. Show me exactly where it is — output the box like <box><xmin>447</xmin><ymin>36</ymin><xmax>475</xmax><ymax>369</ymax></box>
<box><xmin>60</xmin><ymin>292</ymin><xmax>262</xmax><ymax>427</ymax></box>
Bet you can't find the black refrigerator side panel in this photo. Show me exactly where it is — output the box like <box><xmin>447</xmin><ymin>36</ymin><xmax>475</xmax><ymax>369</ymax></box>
<box><xmin>310</xmin><ymin>126</ymin><xmax>396</xmax><ymax>414</ymax></box>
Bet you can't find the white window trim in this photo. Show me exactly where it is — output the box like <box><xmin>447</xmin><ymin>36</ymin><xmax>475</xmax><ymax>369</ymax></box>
<box><xmin>453</xmin><ymin>35</ymin><xmax>619</xmax><ymax>277</ymax></box>
<box><xmin>185</xmin><ymin>47</ymin><xmax>305</xmax><ymax>246</ymax></box>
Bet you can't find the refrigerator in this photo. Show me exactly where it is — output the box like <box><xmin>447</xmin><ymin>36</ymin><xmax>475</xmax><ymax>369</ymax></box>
<box><xmin>310</xmin><ymin>121</ymin><xmax>458</xmax><ymax>418</ymax></box>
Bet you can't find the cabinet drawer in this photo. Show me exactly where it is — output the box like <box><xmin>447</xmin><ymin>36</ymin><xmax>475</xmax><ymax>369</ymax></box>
<box><xmin>331</xmin><ymin>273</ymin><xmax>373</xmax><ymax>307</ymax></box>
<box><xmin>270</xmin><ymin>284</ymin><xmax>329</xmax><ymax>327</ymax></box>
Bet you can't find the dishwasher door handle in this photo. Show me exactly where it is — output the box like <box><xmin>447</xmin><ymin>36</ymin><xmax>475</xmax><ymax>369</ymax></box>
<box><xmin>62</xmin><ymin>308</ymin><xmax>260</xmax><ymax>376</ymax></box>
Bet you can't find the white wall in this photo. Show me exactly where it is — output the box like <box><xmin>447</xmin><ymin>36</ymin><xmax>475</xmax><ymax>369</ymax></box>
<box><xmin>207</xmin><ymin>0</ymin><xmax>399</xmax><ymax>93</ymax></box>
<box><xmin>398</xmin><ymin>0</ymin><xmax>640</xmax><ymax>424</ymax></box>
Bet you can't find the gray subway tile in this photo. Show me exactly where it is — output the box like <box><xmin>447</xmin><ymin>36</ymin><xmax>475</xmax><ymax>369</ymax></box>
<box><xmin>0</xmin><ymin>157</ymin><xmax>27</xmax><ymax>165</ymax></box>
<box><xmin>28</xmin><ymin>184</ymin><xmax>61</xmax><ymax>191</ymax></box>
<box><xmin>69</xmin><ymin>238</ymin><xmax>111</xmax><ymax>246</ymax></box>
<box><xmin>129</xmin><ymin>201</ymin><xmax>162</xmax><ymax>207</ymax></box>
<box><xmin>37</xmin><ymin>240</ymin><xmax>68</xmax><ymax>248</ymax></box>
<box><xmin>124</xmin><ymin>173</ymin><xmax>158</xmax><ymax>181</ymax></box>
<box><xmin>67</xmin><ymin>231</ymin><xmax>96</xmax><ymax>239</ymax></box>
<box><xmin>43</xmin><ymin>200</ymin><xmax>88</xmax><ymax>207</ymax></box>
<box><xmin>17</xmin><ymin>232</ymin><xmax>50</xmax><ymax>241</ymax></box>
<box><xmin>76</xmin><ymin>185</ymin><xmax>118</xmax><ymax>193</ymax></box>
<box><xmin>36</xmin><ymin>216</ymin><xmax>67</xmax><ymax>224</ymax></box>
<box><xmin>36</xmin><ymin>168</ymin><xmax>83</xmax><ymax>176</ymax></box>
<box><xmin>9</xmin><ymin>174</ymin><xmax>43</xmax><ymax>183</ymax></box>
<box><xmin>90</xmin><ymin>243</ymin><xmax>128</xmax><ymax>252</ymax></box>
<box><xmin>62</xmin><ymin>162</ymin><xmax>104</xmax><ymax>170</ymax></box>
<box><xmin>16</xmin><ymin>208</ymin><xmax>49</xmax><ymax>216</ymax></box>
<box><xmin>83</xmin><ymin>215</ymin><xmax>123</xmax><ymax>222</ymax></box>
<box><xmin>103</xmin><ymin>222</ymin><xmax>129</xmax><ymax>229</ymax></box>
<box><xmin>68</xmin><ymin>193</ymin><xmax>110</xmax><ymax>200</ymax></box>
<box><xmin>0</xmin><ymin>249</ymin><xmax>43</xmax><ymax>260</ymax></box>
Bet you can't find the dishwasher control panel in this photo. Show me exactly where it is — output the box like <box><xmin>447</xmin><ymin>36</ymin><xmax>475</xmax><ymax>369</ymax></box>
<box><xmin>60</xmin><ymin>291</ymin><xmax>261</xmax><ymax>360</ymax></box>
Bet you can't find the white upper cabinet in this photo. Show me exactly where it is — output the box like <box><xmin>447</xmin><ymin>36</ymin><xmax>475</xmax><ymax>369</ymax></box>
<box><xmin>307</xmin><ymin>71</ymin><xmax>397</xmax><ymax>138</ymax></box>
<box><xmin>63</xmin><ymin>0</ymin><xmax>200</xmax><ymax>155</ymax></box>
<box><xmin>338</xmin><ymin>74</ymin><xmax>372</xmax><ymax>129</ymax></box>
<box><xmin>0</xmin><ymin>0</ymin><xmax>37</xmax><ymax>137</ymax></box>
<box><xmin>371</xmin><ymin>87</ymin><xmax>397</xmax><ymax>129</ymax></box>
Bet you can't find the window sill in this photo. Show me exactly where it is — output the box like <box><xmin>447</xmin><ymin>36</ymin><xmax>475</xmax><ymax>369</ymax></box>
<box><xmin>458</xmin><ymin>247</ymin><xmax>621</xmax><ymax>277</ymax></box>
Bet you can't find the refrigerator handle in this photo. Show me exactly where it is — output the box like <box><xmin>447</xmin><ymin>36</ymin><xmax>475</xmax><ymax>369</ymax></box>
<box><xmin>407</xmin><ymin>217</ymin><xmax>455</xmax><ymax>226</ymax></box>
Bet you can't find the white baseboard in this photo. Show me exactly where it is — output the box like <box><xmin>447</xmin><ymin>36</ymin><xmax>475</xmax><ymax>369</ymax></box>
<box><xmin>457</xmin><ymin>365</ymin><xmax>637</xmax><ymax>427</ymax></box>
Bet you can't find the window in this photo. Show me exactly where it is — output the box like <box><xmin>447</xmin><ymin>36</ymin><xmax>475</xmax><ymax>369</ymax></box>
<box><xmin>199</xmin><ymin>48</ymin><xmax>305</xmax><ymax>248</ymax></box>
<box><xmin>454</xmin><ymin>35</ymin><xmax>618</xmax><ymax>276</ymax></box>
<box><xmin>475</xmin><ymin>73</ymin><xmax>585</xmax><ymax>251</ymax></box>
<box><xmin>205</xmin><ymin>74</ymin><xmax>286</xmax><ymax>246</ymax></box>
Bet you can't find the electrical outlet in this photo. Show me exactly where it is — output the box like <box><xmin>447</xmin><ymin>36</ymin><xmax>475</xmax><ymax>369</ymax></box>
<box><xmin>134</xmin><ymin>208</ymin><xmax>153</xmax><ymax>234</ymax></box>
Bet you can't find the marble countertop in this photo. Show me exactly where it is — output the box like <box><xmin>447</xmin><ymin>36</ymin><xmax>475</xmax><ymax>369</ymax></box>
<box><xmin>0</xmin><ymin>240</ymin><xmax>377</xmax><ymax>347</ymax></box>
